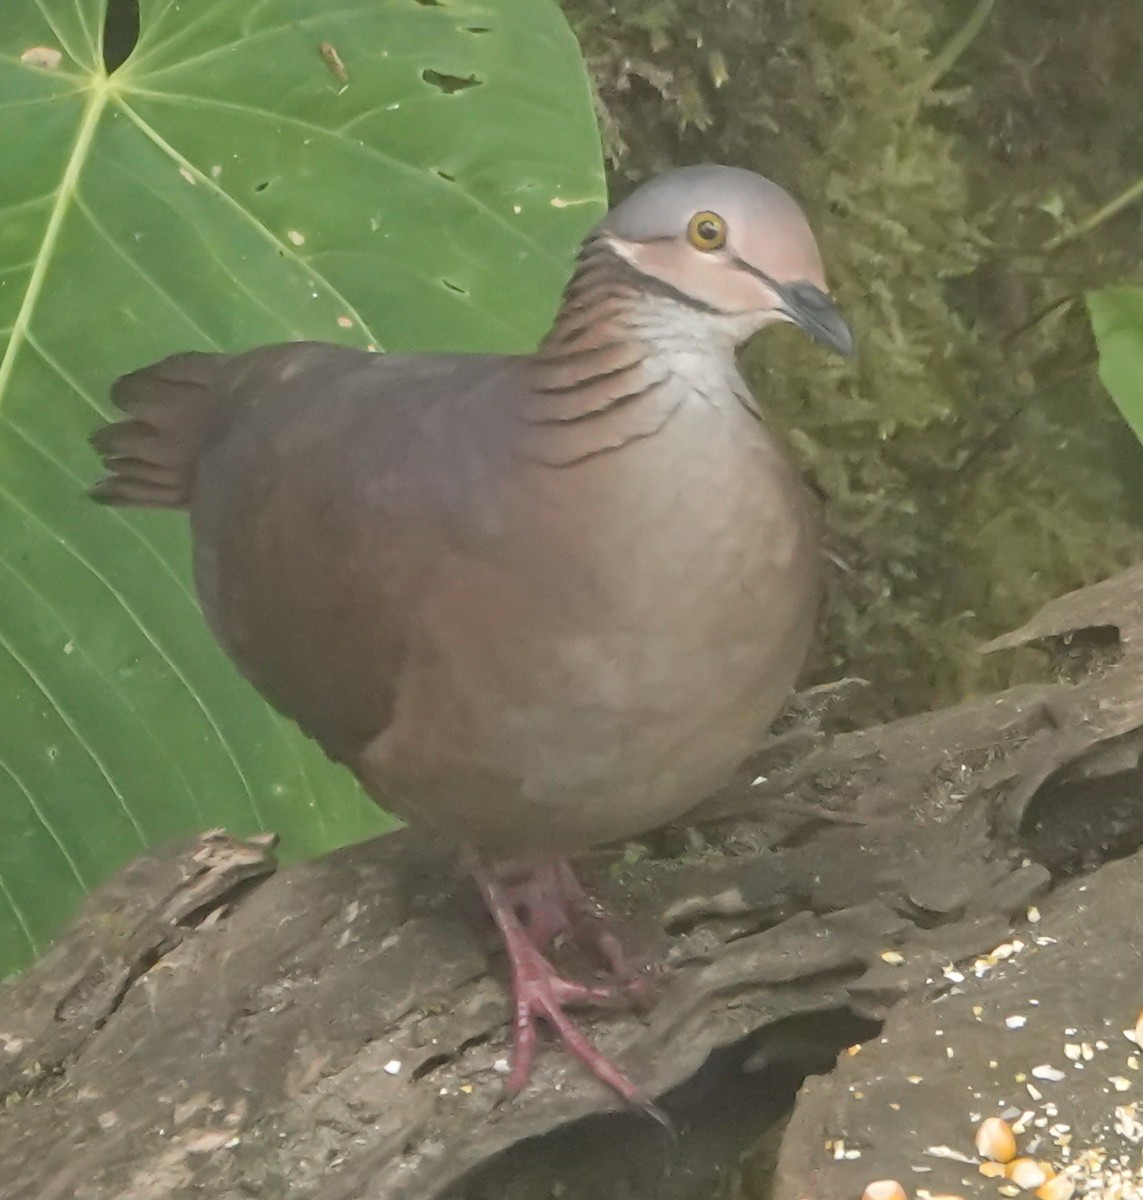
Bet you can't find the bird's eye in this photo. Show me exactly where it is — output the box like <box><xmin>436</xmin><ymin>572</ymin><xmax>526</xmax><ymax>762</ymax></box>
<box><xmin>687</xmin><ymin>211</ymin><xmax>727</xmax><ymax>251</ymax></box>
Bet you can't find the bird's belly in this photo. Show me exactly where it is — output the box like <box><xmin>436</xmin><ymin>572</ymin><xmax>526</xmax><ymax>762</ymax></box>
<box><xmin>358</xmin><ymin>500</ymin><xmax>818</xmax><ymax>850</ymax></box>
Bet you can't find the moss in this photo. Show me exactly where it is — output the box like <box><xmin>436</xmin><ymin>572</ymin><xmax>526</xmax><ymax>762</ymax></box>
<box><xmin>563</xmin><ymin>0</ymin><xmax>1143</xmax><ymax>721</ymax></box>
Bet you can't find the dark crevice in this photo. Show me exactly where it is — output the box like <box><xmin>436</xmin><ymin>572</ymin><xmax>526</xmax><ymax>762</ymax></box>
<box><xmin>697</xmin><ymin>901</ymin><xmax>805</xmax><ymax>942</ymax></box>
<box><xmin>175</xmin><ymin>875</ymin><xmax>270</xmax><ymax>930</ymax></box>
<box><xmin>411</xmin><ymin>1029</ymin><xmax>493</xmax><ymax>1082</ymax></box>
<box><xmin>450</xmin><ymin>1010</ymin><xmax>882</xmax><ymax>1200</ymax></box>
<box><xmin>254</xmin><ymin>180</ymin><xmax>272</xmax><ymax>193</ymax></box>
<box><xmin>102</xmin><ymin>0</ymin><xmax>140</xmax><ymax>73</ymax></box>
<box><xmin>1020</xmin><ymin>752</ymin><xmax>1143</xmax><ymax>877</ymax></box>
<box><xmin>441</xmin><ymin>279</ymin><xmax>468</xmax><ymax>295</ymax></box>
<box><xmin>662</xmin><ymin>899</ymin><xmax>800</xmax><ymax>938</ymax></box>
<box><xmin>411</xmin><ymin>1052</ymin><xmax>452</xmax><ymax>1082</ymax></box>
<box><xmin>456</xmin><ymin>1030</ymin><xmax>493</xmax><ymax>1055</ymax></box>
<box><xmin>892</xmin><ymin>897</ymin><xmax>968</xmax><ymax>930</ymax></box>
<box><xmin>434</xmin><ymin>169</ymin><xmax>456</xmax><ymax>182</ymax></box>
<box><xmin>422</xmin><ymin>69</ymin><xmax>483</xmax><ymax>95</ymax></box>
<box><xmin>53</xmin><ymin>938</ymin><xmax>168</xmax><ymax>1029</ymax></box>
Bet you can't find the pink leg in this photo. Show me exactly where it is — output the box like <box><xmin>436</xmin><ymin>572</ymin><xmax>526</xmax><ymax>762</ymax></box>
<box><xmin>468</xmin><ymin>853</ymin><xmax>646</xmax><ymax>1105</ymax></box>
<box><xmin>551</xmin><ymin>858</ymin><xmax>646</xmax><ymax>990</ymax></box>
<box><xmin>494</xmin><ymin>857</ymin><xmax>650</xmax><ymax>998</ymax></box>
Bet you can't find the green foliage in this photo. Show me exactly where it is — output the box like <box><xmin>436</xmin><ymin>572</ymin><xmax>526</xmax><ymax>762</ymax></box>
<box><xmin>0</xmin><ymin>0</ymin><xmax>605</xmax><ymax>977</ymax></box>
<box><xmin>1088</xmin><ymin>287</ymin><xmax>1143</xmax><ymax>445</ymax></box>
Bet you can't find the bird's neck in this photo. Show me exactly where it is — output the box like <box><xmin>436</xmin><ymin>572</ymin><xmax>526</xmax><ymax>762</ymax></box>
<box><xmin>516</xmin><ymin>240</ymin><xmax>748</xmax><ymax>466</ymax></box>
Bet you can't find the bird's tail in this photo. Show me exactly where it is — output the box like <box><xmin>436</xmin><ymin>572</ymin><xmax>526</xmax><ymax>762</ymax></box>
<box><xmin>89</xmin><ymin>352</ymin><xmax>229</xmax><ymax>509</ymax></box>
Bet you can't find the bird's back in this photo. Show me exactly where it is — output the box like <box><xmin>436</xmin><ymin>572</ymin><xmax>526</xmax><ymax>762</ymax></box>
<box><xmin>96</xmin><ymin>343</ymin><xmax>521</xmax><ymax>761</ymax></box>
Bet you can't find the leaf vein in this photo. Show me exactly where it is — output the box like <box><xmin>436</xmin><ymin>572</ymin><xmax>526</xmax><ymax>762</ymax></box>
<box><xmin>0</xmin><ymin>550</ymin><xmax>207</xmax><ymax>825</ymax></box>
<box><xmin>124</xmin><ymin>90</ymin><xmax>566</xmax><ymax>270</ymax></box>
<box><xmin>0</xmin><ymin>403</ymin><xmax>266</xmax><ymax>828</ymax></box>
<box><xmin>0</xmin><ymin>753</ymin><xmax>88</xmax><ymax>896</ymax></box>
<box><xmin>113</xmin><ymin>98</ymin><xmax>379</xmax><ymax>345</ymax></box>
<box><xmin>75</xmin><ymin>196</ymin><xmax>223</xmax><ymax>347</ymax></box>
<box><xmin>0</xmin><ymin>83</ymin><xmax>107</xmax><ymax>415</ymax></box>
<box><xmin>0</xmin><ymin>627</ymin><xmax>148</xmax><ymax>847</ymax></box>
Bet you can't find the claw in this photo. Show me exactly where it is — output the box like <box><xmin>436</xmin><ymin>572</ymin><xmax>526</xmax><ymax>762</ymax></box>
<box><xmin>468</xmin><ymin>851</ymin><xmax>653</xmax><ymax>1105</ymax></box>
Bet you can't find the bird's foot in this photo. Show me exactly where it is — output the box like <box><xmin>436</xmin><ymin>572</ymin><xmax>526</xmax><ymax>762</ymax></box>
<box><xmin>495</xmin><ymin>856</ymin><xmax>651</xmax><ymax>1004</ymax></box>
<box><xmin>468</xmin><ymin>853</ymin><xmax>650</xmax><ymax>1105</ymax></box>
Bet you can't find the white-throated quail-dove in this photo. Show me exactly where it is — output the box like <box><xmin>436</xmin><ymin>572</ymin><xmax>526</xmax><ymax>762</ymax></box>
<box><xmin>91</xmin><ymin>164</ymin><xmax>853</xmax><ymax>1106</ymax></box>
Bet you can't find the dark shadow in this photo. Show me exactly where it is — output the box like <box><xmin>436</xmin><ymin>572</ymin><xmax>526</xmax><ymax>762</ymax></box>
<box><xmin>448</xmin><ymin>1009</ymin><xmax>882</xmax><ymax>1200</ymax></box>
<box><xmin>103</xmin><ymin>0</ymin><xmax>140</xmax><ymax>73</ymax></box>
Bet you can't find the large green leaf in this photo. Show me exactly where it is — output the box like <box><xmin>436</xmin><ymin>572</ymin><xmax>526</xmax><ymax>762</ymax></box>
<box><xmin>0</xmin><ymin>0</ymin><xmax>605</xmax><ymax>975</ymax></box>
<box><xmin>1088</xmin><ymin>285</ymin><xmax>1143</xmax><ymax>447</ymax></box>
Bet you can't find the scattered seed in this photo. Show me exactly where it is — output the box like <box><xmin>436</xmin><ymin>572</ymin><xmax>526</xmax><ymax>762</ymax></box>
<box><xmin>976</xmin><ymin>1116</ymin><xmax>1018</xmax><ymax>1163</ymax></box>
<box><xmin>860</xmin><ymin>1181</ymin><xmax>907</xmax><ymax>1200</ymax></box>
<box><xmin>1110</xmin><ymin>1076</ymin><xmax>1132</xmax><ymax>1092</ymax></box>
<box><xmin>1032</xmin><ymin>1065</ymin><xmax>1066</xmax><ymax>1082</ymax></box>
<box><xmin>1036</xmin><ymin>1174</ymin><xmax>1075</xmax><ymax>1200</ymax></box>
<box><xmin>1007</xmin><ymin>1158</ymin><xmax>1051</xmax><ymax>1188</ymax></box>
<box><xmin>1006</xmin><ymin>1015</ymin><xmax>1027</xmax><ymax>1030</ymax></box>
<box><xmin>1113</xmin><ymin>1102</ymin><xmax>1139</xmax><ymax>1140</ymax></box>
<box><xmin>881</xmin><ymin>950</ymin><xmax>905</xmax><ymax>965</ymax></box>
<box><xmin>926</xmin><ymin>1145</ymin><xmax>975</xmax><ymax>1163</ymax></box>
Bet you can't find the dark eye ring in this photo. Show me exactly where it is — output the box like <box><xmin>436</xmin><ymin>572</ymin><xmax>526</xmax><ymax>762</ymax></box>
<box><xmin>687</xmin><ymin>210</ymin><xmax>727</xmax><ymax>251</ymax></box>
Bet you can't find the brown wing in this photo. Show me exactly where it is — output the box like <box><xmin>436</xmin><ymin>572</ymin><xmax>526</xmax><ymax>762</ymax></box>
<box><xmin>94</xmin><ymin>342</ymin><xmax>521</xmax><ymax>763</ymax></box>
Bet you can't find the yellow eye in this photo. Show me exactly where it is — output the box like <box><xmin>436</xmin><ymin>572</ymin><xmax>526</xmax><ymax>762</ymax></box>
<box><xmin>687</xmin><ymin>210</ymin><xmax>727</xmax><ymax>251</ymax></box>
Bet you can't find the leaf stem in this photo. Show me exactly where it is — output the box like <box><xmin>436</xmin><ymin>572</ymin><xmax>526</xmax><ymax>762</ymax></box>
<box><xmin>1046</xmin><ymin>176</ymin><xmax>1143</xmax><ymax>252</ymax></box>
<box><xmin>923</xmin><ymin>0</ymin><xmax>996</xmax><ymax>90</ymax></box>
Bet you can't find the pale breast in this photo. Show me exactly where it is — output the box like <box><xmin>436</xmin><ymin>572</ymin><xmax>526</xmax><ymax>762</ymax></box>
<box><xmin>357</xmin><ymin>388</ymin><xmax>821</xmax><ymax>850</ymax></box>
